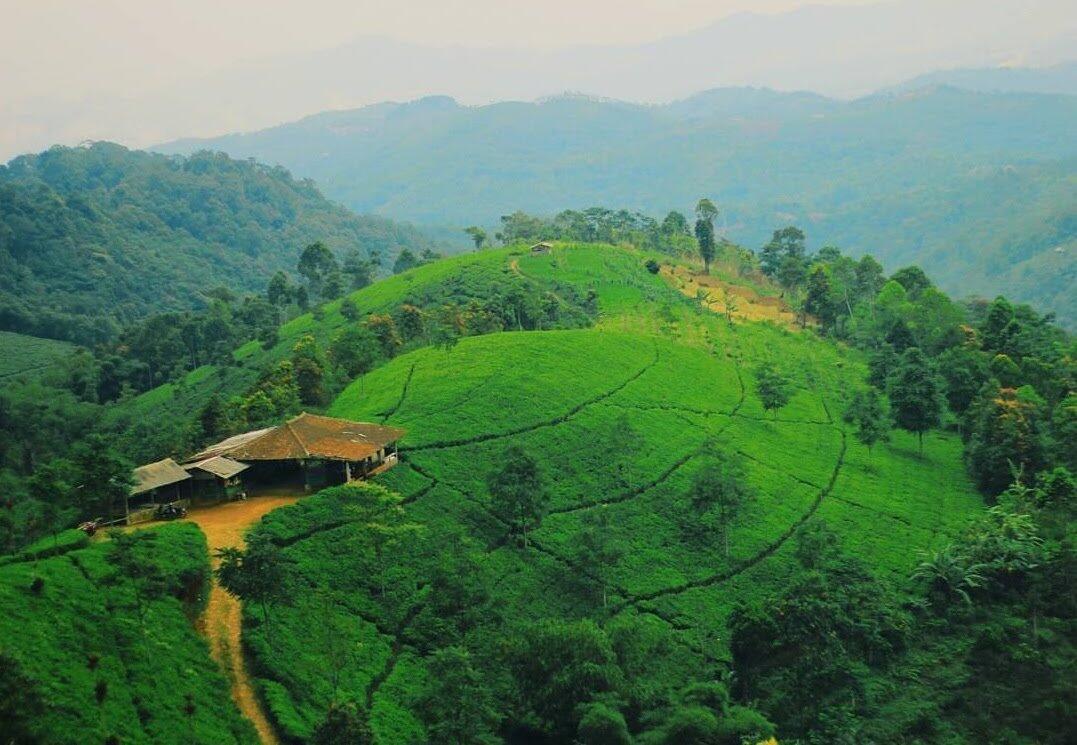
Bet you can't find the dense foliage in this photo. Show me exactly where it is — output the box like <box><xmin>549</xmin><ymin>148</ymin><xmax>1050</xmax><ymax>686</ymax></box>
<box><xmin>0</xmin><ymin>523</ymin><xmax>257</xmax><ymax>744</ymax></box>
<box><xmin>1</xmin><ymin>226</ymin><xmax>1072</xmax><ymax>743</ymax></box>
<box><xmin>0</xmin><ymin>143</ymin><xmax>435</xmax><ymax>343</ymax></box>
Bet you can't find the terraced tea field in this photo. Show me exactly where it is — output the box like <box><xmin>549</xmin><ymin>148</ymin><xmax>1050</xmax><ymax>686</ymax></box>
<box><xmin>235</xmin><ymin>244</ymin><xmax>985</xmax><ymax>741</ymax></box>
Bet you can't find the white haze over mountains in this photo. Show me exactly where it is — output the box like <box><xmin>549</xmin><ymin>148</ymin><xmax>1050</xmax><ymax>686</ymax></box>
<box><xmin>2</xmin><ymin>0</ymin><xmax>1074</xmax><ymax>160</ymax></box>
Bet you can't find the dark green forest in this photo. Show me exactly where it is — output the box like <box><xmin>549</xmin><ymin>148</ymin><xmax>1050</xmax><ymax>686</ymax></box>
<box><xmin>0</xmin><ymin>143</ymin><xmax>436</xmax><ymax>344</ymax></box>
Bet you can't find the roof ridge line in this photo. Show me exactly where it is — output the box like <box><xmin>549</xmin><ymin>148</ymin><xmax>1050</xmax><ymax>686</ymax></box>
<box><xmin>284</xmin><ymin>420</ymin><xmax>311</xmax><ymax>458</ymax></box>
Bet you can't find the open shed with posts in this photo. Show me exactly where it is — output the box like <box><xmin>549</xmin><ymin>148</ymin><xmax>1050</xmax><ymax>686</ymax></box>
<box><xmin>128</xmin><ymin>458</ymin><xmax>191</xmax><ymax>523</ymax></box>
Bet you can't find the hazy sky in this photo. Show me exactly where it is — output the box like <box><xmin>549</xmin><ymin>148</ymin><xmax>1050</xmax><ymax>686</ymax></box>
<box><xmin>3</xmin><ymin>0</ymin><xmax>878</xmax><ymax>100</ymax></box>
<box><xmin>1</xmin><ymin>0</ymin><xmax>1073</xmax><ymax>159</ymax></box>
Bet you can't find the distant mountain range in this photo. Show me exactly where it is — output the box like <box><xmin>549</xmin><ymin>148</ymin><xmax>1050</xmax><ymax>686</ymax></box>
<box><xmin>4</xmin><ymin>0</ymin><xmax>1074</xmax><ymax>159</ymax></box>
<box><xmin>157</xmin><ymin>85</ymin><xmax>1077</xmax><ymax>326</ymax></box>
<box><xmin>887</xmin><ymin>61</ymin><xmax>1077</xmax><ymax>96</ymax></box>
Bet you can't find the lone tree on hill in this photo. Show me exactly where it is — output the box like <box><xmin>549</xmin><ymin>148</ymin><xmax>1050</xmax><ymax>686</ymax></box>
<box><xmin>886</xmin><ymin>347</ymin><xmax>944</xmax><ymax>456</ymax></box>
<box><xmin>464</xmin><ymin>226</ymin><xmax>488</xmax><ymax>250</ymax></box>
<box><xmin>216</xmin><ymin>534</ymin><xmax>290</xmax><ymax>642</ymax></box>
<box><xmin>687</xmin><ymin>455</ymin><xmax>754</xmax><ymax>557</ymax></box>
<box><xmin>107</xmin><ymin>532</ymin><xmax>166</xmax><ymax>634</ymax></box>
<box><xmin>694</xmin><ymin>199</ymin><xmax>718</xmax><ymax>274</ymax></box>
<box><xmin>754</xmin><ymin>363</ymin><xmax>793</xmax><ymax>416</ymax></box>
<box><xmin>843</xmin><ymin>388</ymin><xmax>891</xmax><ymax>458</ymax></box>
<box><xmin>574</xmin><ymin>507</ymin><xmax>625</xmax><ymax>607</ymax></box>
<box><xmin>488</xmin><ymin>446</ymin><xmax>548</xmax><ymax>546</ymax></box>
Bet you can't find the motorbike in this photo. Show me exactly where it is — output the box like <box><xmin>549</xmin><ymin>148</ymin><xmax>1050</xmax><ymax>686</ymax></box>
<box><xmin>154</xmin><ymin>502</ymin><xmax>188</xmax><ymax>520</ymax></box>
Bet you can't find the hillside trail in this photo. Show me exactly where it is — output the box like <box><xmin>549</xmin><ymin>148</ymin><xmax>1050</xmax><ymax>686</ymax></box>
<box><xmin>189</xmin><ymin>496</ymin><xmax>299</xmax><ymax>745</ymax></box>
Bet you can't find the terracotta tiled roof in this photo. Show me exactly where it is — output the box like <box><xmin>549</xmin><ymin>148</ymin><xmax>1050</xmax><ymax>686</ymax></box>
<box><xmin>132</xmin><ymin>458</ymin><xmax>191</xmax><ymax>495</ymax></box>
<box><xmin>189</xmin><ymin>413</ymin><xmax>405</xmax><ymax>463</ymax></box>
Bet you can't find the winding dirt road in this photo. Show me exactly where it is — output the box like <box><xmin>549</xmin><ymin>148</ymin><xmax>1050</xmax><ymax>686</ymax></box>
<box><xmin>189</xmin><ymin>497</ymin><xmax>298</xmax><ymax>745</ymax></box>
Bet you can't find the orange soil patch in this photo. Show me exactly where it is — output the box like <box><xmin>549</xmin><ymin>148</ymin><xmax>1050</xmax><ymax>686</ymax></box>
<box><xmin>189</xmin><ymin>497</ymin><xmax>299</xmax><ymax>745</ymax></box>
<box><xmin>662</xmin><ymin>265</ymin><xmax>802</xmax><ymax>329</ymax></box>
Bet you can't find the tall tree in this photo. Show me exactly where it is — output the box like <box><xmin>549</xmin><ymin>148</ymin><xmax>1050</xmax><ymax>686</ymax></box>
<box><xmin>488</xmin><ymin>446</ymin><xmax>547</xmax><ymax>546</ymax></box>
<box><xmin>392</xmin><ymin>249</ymin><xmax>420</xmax><ymax>274</ymax></box>
<box><xmin>343</xmin><ymin>248</ymin><xmax>378</xmax><ymax>290</ymax></box>
<box><xmin>266</xmin><ymin>271</ymin><xmax>293</xmax><ymax>306</ymax></box>
<box><xmin>661</xmin><ymin>210</ymin><xmax>690</xmax><ymax>236</ymax></box>
<box><xmin>68</xmin><ymin>435</ymin><xmax>133</xmax><ymax>521</ymax></box>
<box><xmin>843</xmin><ymin>388</ymin><xmax>891</xmax><ymax>457</ymax></box>
<box><xmin>297</xmin><ymin>242</ymin><xmax>339</xmax><ymax>300</ymax></box>
<box><xmin>966</xmin><ymin>385</ymin><xmax>1050</xmax><ymax>495</ymax></box>
<box><xmin>687</xmin><ymin>456</ymin><xmax>754</xmax><ymax>557</ymax></box>
<box><xmin>760</xmin><ymin>226</ymin><xmax>806</xmax><ymax>277</ymax></box>
<box><xmin>694</xmin><ymin>199</ymin><xmax>718</xmax><ymax>274</ymax></box>
<box><xmin>328</xmin><ymin>326</ymin><xmax>382</xmax><ymax>379</ymax></box>
<box><xmin>215</xmin><ymin>534</ymin><xmax>290</xmax><ymax>641</ymax></box>
<box><xmin>574</xmin><ymin>507</ymin><xmax>625</xmax><ymax>607</ymax></box>
<box><xmin>107</xmin><ymin>532</ymin><xmax>166</xmax><ymax>633</ymax></box>
<box><xmin>886</xmin><ymin>347</ymin><xmax>944</xmax><ymax>455</ymax></box>
<box><xmin>754</xmin><ymin>363</ymin><xmax>793</xmax><ymax>416</ymax></box>
<box><xmin>464</xmin><ymin>226</ymin><xmax>488</xmax><ymax>250</ymax></box>
<box><xmin>291</xmin><ymin>335</ymin><xmax>326</xmax><ymax>406</ymax></box>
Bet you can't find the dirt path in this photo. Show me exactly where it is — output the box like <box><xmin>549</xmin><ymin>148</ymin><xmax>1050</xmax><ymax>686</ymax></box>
<box><xmin>189</xmin><ymin>497</ymin><xmax>299</xmax><ymax>745</ymax></box>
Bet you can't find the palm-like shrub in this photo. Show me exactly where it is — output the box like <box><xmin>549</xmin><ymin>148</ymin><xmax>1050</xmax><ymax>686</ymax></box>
<box><xmin>912</xmin><ymin>545</ymin><xmax>987</xmax><ymax>607</ymax></box>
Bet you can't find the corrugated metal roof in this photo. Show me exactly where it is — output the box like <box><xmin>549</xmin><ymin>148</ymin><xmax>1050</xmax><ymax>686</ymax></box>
<box><xmin>132</xmin><ymin>458</ymin><xmax>191</xmax><ymax>495</ymax></box>
<box><xmin>189</xmin><ymin>413</ymin><xmax>405</xmax><ymax>463</ymax></box>
<box><xmin>185</xmin><ymin>456</ymin><xmax>249</xmax><ymax>479</ymax></box>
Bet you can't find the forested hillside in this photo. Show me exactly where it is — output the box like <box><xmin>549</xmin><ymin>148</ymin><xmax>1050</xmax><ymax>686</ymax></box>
<box><xmin>0</xmin><ymin>143</ymin><xmax>435</xmax><ymax>344</ymax></box>
<box><xmin>158</xmin><ymin>87</ymin><xmax>1077</xmax><ymax>326</ymax></box>
<box><xmin>1</xmin><ymin>207</ymin><xmax>1072</xmax><ymax>742</ymax></box>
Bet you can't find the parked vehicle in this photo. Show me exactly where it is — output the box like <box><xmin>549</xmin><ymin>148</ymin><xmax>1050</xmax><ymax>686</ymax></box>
<box><xmin>154</xmin><ymin>502</ymin><xmax>188</xmax><ymax>521</ymax></box>
<box><xmin>78</xmin><ymin>519</ymin><xmax>103</xmax><ymax>536</ymax></box>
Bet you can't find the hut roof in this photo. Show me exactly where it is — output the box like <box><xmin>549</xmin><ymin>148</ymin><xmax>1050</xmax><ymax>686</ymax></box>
<box><xmin>185</xmin><ymin>456</ymin><xmax>249</xmax><ymax>480</ymax></box>
<box><xmin>189</xmin><ymin>413</ymin><xmax>406</xmax><ymax>463</ymax></box>
<box><xmin>132</xmin><ymin>458</ymin><xmax>191</xmax><ymax>495</ymax></box>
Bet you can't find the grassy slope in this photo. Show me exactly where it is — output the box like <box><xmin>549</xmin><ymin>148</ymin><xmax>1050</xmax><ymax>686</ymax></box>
<box><xmin>236</xmin><ymin>243</ymin><xmax>984</xmax><ymax>741</ymax></box>
<box><xmin>0</xmin><ymin>523</ymin><xmax>257</xmax><ymax>744</ymax></box>
<box><xmin>0</xmin><ymin>330</ymin><xmax>76</xmax><ymax>381</ymax></box>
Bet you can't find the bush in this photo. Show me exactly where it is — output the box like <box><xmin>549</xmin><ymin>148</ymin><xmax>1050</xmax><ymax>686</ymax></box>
<box><xmin>577</xmin><ymin>702</ymin><xmax>632</xmax><ymax>745</ymax></box>
<box><xmin>714</xmin><ymin>706</ymin><xmax>776</xmax><ymax>745</ymax></box>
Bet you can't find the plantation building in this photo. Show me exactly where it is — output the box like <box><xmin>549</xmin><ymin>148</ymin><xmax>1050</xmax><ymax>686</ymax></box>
<box><xmin>126</xmin><ymin>413</ymin><xmax>404</xmax><ymax>523</ymax></box>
